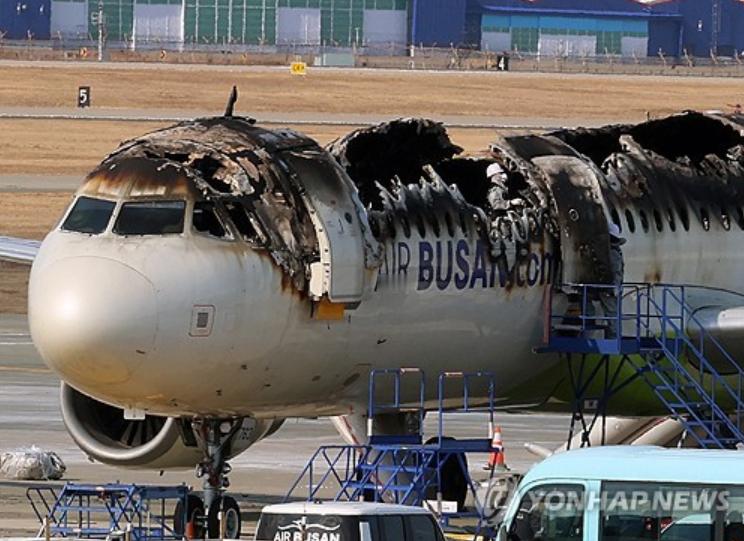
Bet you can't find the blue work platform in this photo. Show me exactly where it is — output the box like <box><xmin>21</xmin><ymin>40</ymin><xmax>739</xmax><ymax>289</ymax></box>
<box><xmin>538</xmin><ymin>283</ymin><xmax>744</xmax><ymax>450</ymax></box>
<box><xmin>26</xmin><ymin>482</ymin><xmax>190</xmax><ymax>540</ymax></box>
<box><xmin>285</xmin><ymin>369</ymin><xmax>505</xmax><ymax>540</ymax></box>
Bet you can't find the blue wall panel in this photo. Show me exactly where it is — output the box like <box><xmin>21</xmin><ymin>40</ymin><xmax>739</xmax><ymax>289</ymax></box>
<box><xmin>412</xmin><ymin>0</ymin><xmax>468</xmax><ymax>45</ymax></box>
<box><xmin>672</xmin><ymin>0</ymin><xmax>744</xmax><ymax>57</ymax></box>
<box><xmin>648</xmin><ymin>18</ymin><xmax>682</xmax><ymax>57</ymax></box>
<box><xmin>473</xmin><ymin>0</ymin><xmax>681</xmax><ymax>16</ymax></box>
<box><xmin>0</xmin><ymin>0</ymin><xmax>51</xmax><ymax>40</ymax></box>
<box><xmin>418</xmin><ymin>0</ymin><xmax>744</xmax><ymax>57</ymax></box>
<box><xmin>678</xmin><ymin>0</ymin><xmax>712</xmax><ymax>56</ymax></box>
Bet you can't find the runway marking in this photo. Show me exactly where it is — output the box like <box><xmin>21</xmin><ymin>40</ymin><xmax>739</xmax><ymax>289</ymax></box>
<box><xmin>0</xmin><ymin>365</ymin><xmax>50</xmax><ymax>373</ymax></box>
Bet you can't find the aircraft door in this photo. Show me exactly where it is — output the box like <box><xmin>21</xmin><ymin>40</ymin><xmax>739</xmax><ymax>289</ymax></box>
<box><xmin>532</xmin><ymin>154</ymin><xmax>613</xmax><ymax>285</ymax></box>
<box><xmin>281</xmin><ymin>150</ymin><xmax>375</xmax><ymax>304</ymax></box>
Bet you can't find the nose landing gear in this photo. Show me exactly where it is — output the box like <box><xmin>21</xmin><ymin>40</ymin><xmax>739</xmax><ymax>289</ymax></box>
<box><xmin>191</xmin><ymin>418</ymin><xmax>243</xmax><ymax>539</ymax></box>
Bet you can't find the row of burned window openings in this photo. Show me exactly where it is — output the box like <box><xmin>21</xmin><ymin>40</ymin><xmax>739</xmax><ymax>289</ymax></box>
<box><xmin>369</xmin><ymin>210</ymin><xmax>477</xmax><ymax>240</ymax></box>
<box><xmin>608</xmin><ymin>201</ymin><xmax>744</xmax><ymax>235</ymax></box>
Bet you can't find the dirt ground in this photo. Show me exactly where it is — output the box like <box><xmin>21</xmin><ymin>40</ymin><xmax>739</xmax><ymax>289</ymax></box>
<box><xmin>2</xmin><ymin>62</ymin><xmax>744</xmax><ymax>314</ymax></box>
<box><xmin>0</xmin><ymin>119</ymin><xmax>500</xmax><ymax>175</ymax></box>
<box><xmin>2</xmin><ymin>63</ymin><xmax>744</xmax><ymax>120</ymax></box>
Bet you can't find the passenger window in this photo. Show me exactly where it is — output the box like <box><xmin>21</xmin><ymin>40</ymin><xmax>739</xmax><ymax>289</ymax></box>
<box><xmin>721</xmin><ymin>207</ymin><xmax>731</xmax><ymax>231</ymax></box>
<box><xmin>701</xmin><ymin>207</ymin><xmax>711</xmax><ymax>231</ymax></box>
<box><xmin>508</xmin><ymin>484</ymin><xmax>584</xmax><ymax>541</ymax></box>
<box><xmin>736</xmin><ymin>207</ymin><xmax>744</xmax><ymax>230</ymax></box>
<box><xmin>224</xmin><ymin>201</ymin><xmax>262</xmax><ymax>243</ymax></box>
<box><xmin>667</xmin><ymin>208</ymin><xmax>676</xmax><ymax>232</ymax></box>
<box><xmin>678</xmin><ymin>205</ymin><xmax>690</xmax><ymax>231</ymax></box>
<box><xmin>625</xmin><ymin>209</ymin><xmax>636</xmax><ymax>234</ymax></box>
<box><xmin>653</xmin><ymin>209</ymin><xmax>664</xmax><ymax>233</ymax></box>
<box><xmin>114</xmin><ymin>200</ymin><xmax>185</xmax><ymax>236</ymax></box>
<box><xmin>381</xmin><ymin>515</ymin><xmax>405</xmax><ymax>541</ymax></box>
<box><xmin>610</xmin><ymin>207</ymin><xmax>622</xmax><ymax>232</ymax></box>
<box><xmin>359</xmin><ymin>516</ymin><xmax>381</xmax><ymax>541</ymax></box>
<box><xmin>444</xmin><ymin>213</ymin><xmax>456</xmax><ymax>237</ymax></box>
<box><xmin>407</xmin><ymin>515</ymin><xmax>443</xmax><ymax>541</ymax></box>
<box><xmin>400</xmin><ymin>215</ymin><xmax>412</xmax><ymax>238</ymax></box>
<box><xmin>415</xmin><ymin>216</ymin><xmax>426</xmax><ymax>238</ymax></box>
<box><xmin>193</xmin><ymin>201</ymin><xmax>227</xmax><ymax>238</ymax></box>
<box><xmin>601</xmin><ymin>481</ymin><xmax>723</xmax><ymax>541</ymax></box>
<box><xmin>62</xmin><ymin>196</ymin><xmax>115</xmax><ymax>234</ymax></box>
<box><xmin>639</xmin><ymin>210</ymin><xmax>650</xmax><ymax>233</ymax></box>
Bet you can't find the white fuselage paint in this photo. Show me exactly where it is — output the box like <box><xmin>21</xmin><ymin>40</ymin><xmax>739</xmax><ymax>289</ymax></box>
<box><xmin>28</xmin><ymin>187</ymin><xmax>744</xmax><ymax>420</ymax></box>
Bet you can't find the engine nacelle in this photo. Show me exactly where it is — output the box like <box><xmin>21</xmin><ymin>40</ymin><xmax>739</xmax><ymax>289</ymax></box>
<box><xmin>60</xmin><ymin>383</ymin><xmax>282</xmax><ymax>469</ymax></box>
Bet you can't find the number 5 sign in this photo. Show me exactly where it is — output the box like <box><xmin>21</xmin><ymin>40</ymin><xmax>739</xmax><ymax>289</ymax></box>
<box><xmin>78</xmin><ymin>86</ymin><xmax>91</xmax><ymax>108</ymax></box>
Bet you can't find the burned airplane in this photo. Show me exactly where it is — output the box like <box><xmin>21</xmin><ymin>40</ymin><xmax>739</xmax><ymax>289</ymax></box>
<box><xmin>4</xmin><ymin>101</ymin><xmax>744</xmax><ymax>535</ymax></box>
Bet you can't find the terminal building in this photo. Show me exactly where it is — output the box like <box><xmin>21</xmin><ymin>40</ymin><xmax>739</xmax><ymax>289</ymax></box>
<box><xmin>1</xmin><ymin>0</ymin><xmax>743</xmax><ymax>57</ymax></box>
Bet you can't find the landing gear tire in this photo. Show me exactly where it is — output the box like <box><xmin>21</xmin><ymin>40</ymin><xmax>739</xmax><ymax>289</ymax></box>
<box><xmin>174</xmin><ymin>493</ymin><xmax>205</xmax><ymax>539</ymax></box>
<box><xmin>207</xmin><ymin>495</ymin><xmax>242</xmax><ymax>539</ymax></box>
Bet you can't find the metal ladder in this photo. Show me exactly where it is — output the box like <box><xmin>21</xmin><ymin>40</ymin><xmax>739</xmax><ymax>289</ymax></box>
<box><xmin>285</xmin><ymin>369</ymin><xmax>502</xmax><ymax>539</ymax></box>
<box><xmin>540</xmin><ymin>283</ymin><xmax>744</xmax><ymax>449</ymax></box>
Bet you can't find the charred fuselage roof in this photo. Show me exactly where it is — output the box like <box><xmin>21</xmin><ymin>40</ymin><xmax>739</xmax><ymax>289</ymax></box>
<box><xmin>78</xmin><ymin>111</ymin><xmax>744</xmax><ymax>295</ymax></box>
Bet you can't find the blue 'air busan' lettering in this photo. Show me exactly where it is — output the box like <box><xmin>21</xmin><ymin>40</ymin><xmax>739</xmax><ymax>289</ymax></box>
<box><xmin>378</xmin><ymin>239</ymin><xmax>555</xmax><ymax>291</ymax></box>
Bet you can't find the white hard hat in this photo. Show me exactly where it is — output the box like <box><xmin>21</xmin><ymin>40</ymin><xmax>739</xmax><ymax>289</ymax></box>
<box><xmin>608</xmin><ymin>222</ymin><xmax>623</xmax><ymax>239</ymax></box>
<box><xmin>486</xmin><ymin>162</ymin><xmax>505</xmax><ymax>178</ymax></box>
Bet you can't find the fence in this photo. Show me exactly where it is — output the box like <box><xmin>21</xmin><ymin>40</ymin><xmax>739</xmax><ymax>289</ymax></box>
<box><xmin>2</xmin><ymin>36</ymin><xmax>744</xmax><ymax>78</ymax></box>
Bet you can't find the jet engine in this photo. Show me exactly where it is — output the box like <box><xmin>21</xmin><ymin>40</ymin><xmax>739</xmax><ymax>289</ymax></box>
<box><xmin>60</xmin><ymin>383</ymin><xmax>282</xmax><ymax>469</ymax></box>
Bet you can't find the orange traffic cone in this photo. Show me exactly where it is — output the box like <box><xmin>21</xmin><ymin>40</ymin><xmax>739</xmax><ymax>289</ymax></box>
<box><xmin>185</xmin><ymin>521</ymin><xmax>195</xmax><ymax>540</ymax></box>
<box><xmin>485</xmin><ymin>425</ymin><xmax>508</xmax><ymax>470</ymax></box>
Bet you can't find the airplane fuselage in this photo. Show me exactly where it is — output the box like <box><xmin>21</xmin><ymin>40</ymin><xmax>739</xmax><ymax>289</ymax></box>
<box><xmin>26</xmin><ymin>112</ymin><xmax>744</xmax><ymax>422</ymax></box>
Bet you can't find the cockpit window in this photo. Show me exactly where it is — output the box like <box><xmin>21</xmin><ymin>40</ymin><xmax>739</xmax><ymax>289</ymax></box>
<box><xmin>61</xmin><ymin>196</ymin><xmax>116</xmax><ymax>234</ymax></box>
<box><xmin>193</xmin><ymin>201</ymin><xmax>227</xmax><ymax>238</ymax></box>
<box><xmin>114</xmin><ymin>200</ymin><xmax>185</xmax><ymax>236</ymax></box>
<box><xmin>224</xmin><ymin>201</ymin><xmax>263</xmax><ymax>244</ymax></box>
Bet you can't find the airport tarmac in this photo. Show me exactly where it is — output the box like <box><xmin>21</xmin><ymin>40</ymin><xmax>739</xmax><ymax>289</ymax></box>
<box><xmin>0</xmin><ymin>313</ymin><xmax>568</xmax><ymax>536</ymax></box>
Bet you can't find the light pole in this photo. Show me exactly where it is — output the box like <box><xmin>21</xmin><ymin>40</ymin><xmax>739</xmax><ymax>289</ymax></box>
<box><xmin>97</xmin><ymin>0</ymin><xmax>104</xmax><ymax>61</ymax></box>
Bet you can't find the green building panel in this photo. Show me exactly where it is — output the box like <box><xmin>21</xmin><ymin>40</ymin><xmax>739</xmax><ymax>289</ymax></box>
<box><xmin>84</xmin><ymin>0</ymin><xmax>406</xmax><ymax>45</ymax></box>
<box><xmin>319</xmin><ymin>0</ymin><xmax>364</xmax><ymax>46</ymax></box>
<box><xmin>512</xmin><ymin>27</ymin><xmax>538</xmax><ymax>53</ymax></box>
<box><xmin>184</xmin><ymin>0</ymin><xmax>277</xmax><ymax>44</ymax></box>
<box><xmin>90</xmin><ymin>0</ymin><xmax>134</xmax><ymax>42</ymax></box>
<box><xmin>363</xmin><ymin>0</ymin><xmax>406</xmax><ymax>9</ymax></box>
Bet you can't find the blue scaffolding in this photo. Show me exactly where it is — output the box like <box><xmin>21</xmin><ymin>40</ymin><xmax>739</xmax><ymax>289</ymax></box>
<box><xmin>26</xmin><ymin>483</ymin><xmax>190</xmax><ymax>540</ymax></box>
<box><xmin>538</xmin><ymin>283</ymin><xmax>744</xmax><ymax>449</ymax></box>
<box><xmin>285</xmin><ymin>369</ymin><xmax>504</xmax><ymax>539</ymax></box>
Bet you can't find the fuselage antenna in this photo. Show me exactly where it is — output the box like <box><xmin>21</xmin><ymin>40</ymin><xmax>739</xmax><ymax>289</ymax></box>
<box><xmin>224</xmin><ymin>86</ymin><xmax>238</xmax><ymax>117</ymax></box>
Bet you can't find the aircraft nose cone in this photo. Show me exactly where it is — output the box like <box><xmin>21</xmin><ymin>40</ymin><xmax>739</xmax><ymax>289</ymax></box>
<box><xmin>29</xmin><ymin>257</ymin><xmax>157</xmax><ymax>386</ymax></box>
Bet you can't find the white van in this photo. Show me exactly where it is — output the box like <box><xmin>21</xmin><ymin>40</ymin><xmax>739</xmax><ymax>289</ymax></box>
<box><xmin>254</xmin><ymin>502</ymin><xmax>447</xmax><ymax>541</ymax></box>
<box><xmin>497</xmin><ymin>446</ymin><xmax>744</xmax><ymax>541</ymax></box>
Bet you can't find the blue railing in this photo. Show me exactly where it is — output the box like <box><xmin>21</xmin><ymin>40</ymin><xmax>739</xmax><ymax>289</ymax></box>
<box><xmin>640</xmin><ymin>286</ymin><xmax>744</xmax><ymax>446</ymax></box>
<box><xmin>285</xmin><ymin>369</ymin><xmax>501</xmax><ymax>538</ymax></box>
<box><xmin>26</xmin><ymin>483</ymin><xmax>189</xmax><ymax>540</ymax></box>
<box><xmin>542</xmin><ymin>283</ymin><xmax>744</xmax><ymax>448</ymax></box>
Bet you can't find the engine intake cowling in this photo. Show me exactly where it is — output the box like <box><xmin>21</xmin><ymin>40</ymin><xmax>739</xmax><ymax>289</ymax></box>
<box><xmin>60</xmin><ymin>383</ymin><xmax>280</xmax><ymax>469</ymax></box>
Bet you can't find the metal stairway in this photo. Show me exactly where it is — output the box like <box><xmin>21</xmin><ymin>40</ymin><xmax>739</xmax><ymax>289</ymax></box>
<box><xmin>540</xmin><ymin>283</ymin><xmax>744</xmax><ymax>449</ymax></box>
<box><xmin>285</xmin><ymin>369</ymin><xmax>504</xmax><ymax>539</ymax></box>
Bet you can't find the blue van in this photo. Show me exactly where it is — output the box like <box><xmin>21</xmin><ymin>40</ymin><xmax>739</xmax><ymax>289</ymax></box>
<box><xmin>497</xmin><ymin>446</ymin><xmax>744</xmax><ymax>541</ymax></box>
